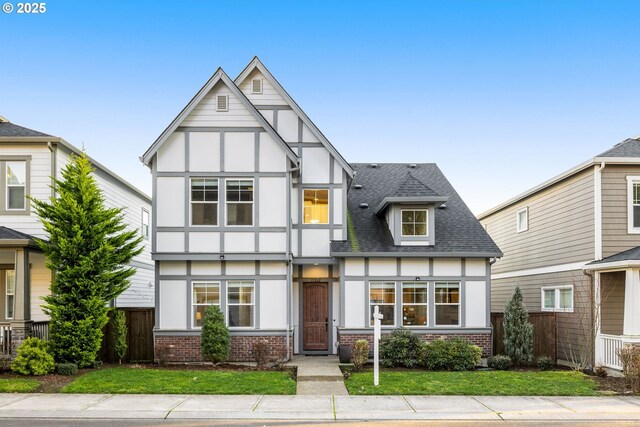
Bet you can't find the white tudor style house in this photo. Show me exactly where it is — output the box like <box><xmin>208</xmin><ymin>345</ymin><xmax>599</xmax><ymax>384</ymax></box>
<box><xmin>0</xmin><ymin>116</ymin><xmax>153</xmax><ymax>352</ymax></box>
<box><xmin>142</xmin><ymin>57</ymin><xmax>502</xmax><ymax>361</ymax></box>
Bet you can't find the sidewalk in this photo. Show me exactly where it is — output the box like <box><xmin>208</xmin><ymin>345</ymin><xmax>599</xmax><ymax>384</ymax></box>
<box><xmin>1</xmin><ymin>393</ymin><xmax>640</xmax><ymax>421</ymax></box>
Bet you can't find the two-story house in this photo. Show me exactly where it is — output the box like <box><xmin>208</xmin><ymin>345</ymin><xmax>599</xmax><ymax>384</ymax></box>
<box><xmin>0</xmin><ymin>116</ymin><xmax>153</xmax><ymax>351</ymax></box>
<box><xmin>479</xmin><ymin>138</ymin><xmax>640</xmax><ymax>370</ymax></box>
<box><xmin>142</xmin><ymin>57</ymin><xmax>501</xmax><ymax>361</ymax></box>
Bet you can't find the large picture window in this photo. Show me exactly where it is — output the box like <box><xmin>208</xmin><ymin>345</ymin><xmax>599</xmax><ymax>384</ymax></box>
<box><xmin>6</xmin><ymin>161</ymin><xmax>26</xmax><ymax>211</ymax></box>
<box><xmin>192</xmin><ymin>282</ymin><xmax>220</xmax><ymax>327</ymax></box>
<box><xmin>191</xmin><ymin>178</ymin><xmax>218</xmax><ymax>225</ymax></box>
<box><xmin>303</xmin><ymin>189</ymin><xmax>329</xmax><ymax>224</ymax></box>
<box><xmin>369</xmin><ymin>281</ymin><xmax>395</xmax><ymax>326</ymax></box>
<box><xmin>228</xmin><ymin>281</ymin><xmax>254</xmax><ymax>327</ymax></box>
<box><xmin>402</xmin><ymin>282</ymin><xmax>428</xmax><ymax>326</ymax></box>
<box><xmin>401</xmin><ymin>209</ymin><xmax>428</xmax><ymax>236</ymax></box>
<box><xmin>226</xmin><ymin>179</ymin><xmax>253</xmax><ymax>226</ymax></box>
<box><xmin>435</xmin><ymin>282</ymin><xmax>460</xmax><ymax>326</ymax></box>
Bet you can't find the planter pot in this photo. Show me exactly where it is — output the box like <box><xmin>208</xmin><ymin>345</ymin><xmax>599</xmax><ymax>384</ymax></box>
<box><xmin>338</xmin><ymin>344</ymin><xmax>352</xmax><ymax>363</ymax></box>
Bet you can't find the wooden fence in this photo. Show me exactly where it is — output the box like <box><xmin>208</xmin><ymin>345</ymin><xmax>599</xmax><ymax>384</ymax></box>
<box><xmin>100</xmin><ymin>308</ymin><xmax>155</xmax><ymax>363</ymax></box>
<box><xmin>491</xmin><ymin>312</ymin><xmax>557</xmax><ymax>360</ymax></box>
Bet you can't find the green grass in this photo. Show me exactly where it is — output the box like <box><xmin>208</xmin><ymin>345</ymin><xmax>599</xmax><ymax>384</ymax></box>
<box><xmin>0</xmin><ymin>377</ymin><xmax>40</xmax><ymax>392</ymax></box>
<box><xmin>346</xmin><ymin>370</ymin><xmax>599</xmax><ymax>396</ymax></box>
<box><xmin>62</xmin><ymin>367</ymin><xmax>296</xmax><ymax>394</ymax></box>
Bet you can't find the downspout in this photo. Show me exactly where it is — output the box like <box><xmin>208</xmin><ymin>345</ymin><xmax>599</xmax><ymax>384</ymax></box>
<box><xmin>584</xmin><ymin>269</ymin><xmax>595</xmax><ymax>369</ymax></box>
<box><xmin>595</xmin><ymin>162</ymin><xmax>605</xmax><ymax>261</ymax></box>
<box><xmin>285</xmin><ymin>160</ymin><xmax>300</xmax><ymax>361</ymax></box>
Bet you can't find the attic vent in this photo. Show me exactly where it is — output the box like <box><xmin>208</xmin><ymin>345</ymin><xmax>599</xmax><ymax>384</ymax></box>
<box><xmin>360</xmin><ymin>203</ymin><xmax>369</xmax><ymax>209</ymax></box>
<box><xmin>216</xmin><ymin>95</ymin><xmax>229</xmax><ymax>112</ymax></box>
<box><xmin>409</xmin><ymin>164</ymin><xmax>417</xmax><ymax>168</ymax></box>
<box><xmin>370</xmin><ymin>163</ymin><xmax>378</xmax><ymax>168</ymax></box>
<box><xmin>251</xmin><ymin>78</ymin><xmax>263</xmax><ymax>94</ymax></box>
<box><xmin>354</xmin><ymin>184</ymin><xmax>363</xmax><ymax>190</ymax></box>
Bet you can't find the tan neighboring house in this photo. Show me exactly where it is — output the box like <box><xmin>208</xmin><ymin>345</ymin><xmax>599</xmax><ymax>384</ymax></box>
<box><xmin>478</xmin><ymin>138</ymin><xmax>640</xmax><ymax>370</ymax></box>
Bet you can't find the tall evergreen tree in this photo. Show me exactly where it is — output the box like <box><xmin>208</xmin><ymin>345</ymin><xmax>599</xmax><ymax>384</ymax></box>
<box><xmin>31</xmin><ymin>153</ymin><xmax>142</xmax><ymax>367</ymax></box>
<box><xmin>503</xmin><ymin>286</ymin><xmax>534</xmax><ymax>366</ymax></box>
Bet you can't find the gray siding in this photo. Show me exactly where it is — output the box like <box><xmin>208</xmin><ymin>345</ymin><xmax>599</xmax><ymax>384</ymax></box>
<box><xmin>600</xmin><ymin>271</ymin><xmax>624</xmax><ymax>335</ymax></box>
<box><xmin>601</xmin><ymin>164</ymin><xmax>640</xmax><ymax>257</ymax></box>
<box><xmin>481</xmin><ymin>168</ymin><xmax>595</xmax><ymax>274</ymax></box>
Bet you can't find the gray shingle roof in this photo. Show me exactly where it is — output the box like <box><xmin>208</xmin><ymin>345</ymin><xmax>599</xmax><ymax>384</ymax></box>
<box><xmin>587</xmin><ymin>246</ymin><xmax>640</xmax><ymax>266</ymax></box>
<box><xmin>331</xmin><ymin>163</ymin><xmax>502</xmax><ymax>256</ymax></box>
<box><xmin>0</xmin><ymin>122</ymin><xmax>52</xmax><ymax>138</ymax></box>
<box><xmin>597</xmin><ymin>138</ymin><xmax>640</xmax><ymax>158</ymax></box>
<box><xmin>390</xmin><ymin>172</ymin><xmax>440</xmax><ymax>197</ymax></box>
<box><xmin>0</xmin><ymin>226</ymin><xmax>37</xmax><ymax>241</ymax></box>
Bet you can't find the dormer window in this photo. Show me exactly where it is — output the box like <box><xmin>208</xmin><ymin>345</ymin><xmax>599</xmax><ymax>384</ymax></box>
<box><xmin>216</xmin><ymin>95</ymin><xmax>228</xmax><ymax>112</ymax></box>
<box><xmin>401</xmin><ymin>209</ymin><xmax>428</xmax><ymax>237</ymax></box>
<box><xmin>251</xmin><ymin>78</ymin><xmax>263</xmax><ymax>94</ymax></box>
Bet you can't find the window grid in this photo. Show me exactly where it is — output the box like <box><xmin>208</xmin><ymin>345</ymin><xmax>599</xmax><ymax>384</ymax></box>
<box><xmin>541</xmin><ymin>286</ymin><xmax>573</xmax><ymax>312</ymax></box>
<box><xmin>434</xmin><ymin>282</ymin><xmax>460</xmax><ymax>326</ymax></box>
<box><xmin>226</xmin><ymin>179</ymin><xmax>254</xmax><ymax>226</ymax></box>
<box><xmin>401</xmin><ymin>209</ymin><xmax>428</xmax><ymax>237</ymax></box>
<box><xmin>227</xmin><ymin>281</ymin><xmax>255</xmax><ymax>328</ymax></box>
<box><xmin>402</xmin><ymin>282</ymin><xmax>428</xmax><ymax>326</ymax></box>
<box><xmin>6</xmin><ymin>270</ymin><xmax>15</xmax><ymax>320</ymax></box>
<box><xmin>6</xmin><ymin>161</ymin><xmax>26</xmax><ymax>211</ymax></box>
<box><xmin>192</xmin><ymin>282</ymin><xmax>220</xmax><ymax>328</ymax></box>
<box><xmin>369</xmin><ymin>281</ymin><xmax>396</xmax><ymax>326</ymax></box>
<box><xmin>191</xmin><ymin>178</ymin><xmax>219</xmax><ymax>226</ymax></box>
<box><xmin>633</xmin><ymin>182</ymin><xmax>640</xmax><ymax>228</ymax></box>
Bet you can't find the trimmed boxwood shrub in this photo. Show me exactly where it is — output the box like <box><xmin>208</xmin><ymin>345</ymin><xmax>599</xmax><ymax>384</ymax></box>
<box><xmin>488</xmin><ymin>355</ymin><xmax>512</xmax><ymax>370</ymax></box>
<box><xmin>420</xmin><ymin>338</ymin><xmax>481</xmax><ymax>371</ymax></box>
<box><xmin>537</xmin><ymin>356</ymin><xmax>554</xmax><ymax>371</ymax></box>
<box><xmin>380</xmin><ymin>328</ymin><xmax>422</xmax><ymax>368</ymax></box>
<box><xmin>56</xmin><ymin>363</ymin><xmax>78</xmax><ymax>376</ymax></box>
<box><xmin>351</xmin><ymin>339</ymin><xmax>369</xmax><ymax>371</ymax></box>
<box><xmin>11</xmin><ymin>337</ymin><xmax>55</xmax><ymax>376</ymax></box>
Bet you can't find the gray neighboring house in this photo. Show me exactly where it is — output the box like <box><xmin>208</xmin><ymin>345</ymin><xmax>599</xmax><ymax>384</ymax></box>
<box><xmin>0</xmin><ymin>116</ymin><xmax>153</xmax><ymax>353</ymax></box>
<box><xmin>478</xmin><ymin>137</ymin><xmax>640</xmax><ymax>370</ymax></box>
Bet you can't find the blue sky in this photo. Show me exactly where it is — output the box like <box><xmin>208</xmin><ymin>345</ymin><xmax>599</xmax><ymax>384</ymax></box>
<box><xmin>2</xmin><ymin>0</ymin><xmax>640</xmax><ymax>214</ymax></box>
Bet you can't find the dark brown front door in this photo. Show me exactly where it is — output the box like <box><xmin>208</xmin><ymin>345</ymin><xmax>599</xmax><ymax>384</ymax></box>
<box><xmin>303</xmin><ymin>282</ymin><xmax>329</xmax><ymax>351</ymax></box>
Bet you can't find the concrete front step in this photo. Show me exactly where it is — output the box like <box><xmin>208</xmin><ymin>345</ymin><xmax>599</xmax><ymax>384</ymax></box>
<box><xmin>297</xmin><ymin>380</ymin><xmax>349</xmax><ymax>395</ymax></box>
<box><xmin>297</xmin><ymin>374</ymin><xmax>344</xmax><ymax>382</ymax></box>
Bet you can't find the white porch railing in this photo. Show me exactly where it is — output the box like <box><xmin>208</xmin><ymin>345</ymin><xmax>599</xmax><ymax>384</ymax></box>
<box><xmin>596</xmin><ymin>334</ymin><xmax>640</xmax><ymax>370</ymax></box>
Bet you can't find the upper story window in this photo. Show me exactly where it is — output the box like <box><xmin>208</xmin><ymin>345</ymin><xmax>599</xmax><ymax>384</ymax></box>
<box><xmin>191</xmin><ymin>178</ymin><xmax>218</xmax><ymax>226</ymax></box>
<box><xmin>226</xmin><ymin>179</ymin><xmax>253</xmax><ymax>226</ymax></box>
<box><xmin>141</xmin><ymin>208</ymin><xmax>150</xmax><ymax>239</ymax></box>
<box><xmin>516</xmin><ymin>207</ymin><xmax>528</xmax><ymax>233</ymax></box>
<box><xmin>401</xmin><ymin>209</ymin><xmax>428</xmax><ymax>236</ymax></box>
<box><xmin>303</xmin><ymin>189</ymin><xmax>329</xmax><ymax>224</ymax></box>
<box><xmin>542</xmin><ymin>285</ymin><xmax>573</xmax><ymax>312</ymax></box>
<box><xmin>627</xmin><ymin>177</ymin><xmax>640</xmax><ymax>233</ymax></box>
<box><xmin>6</xmin><ymin>161</ymin><xmax>26</xmax><ymax>211</ymax></box>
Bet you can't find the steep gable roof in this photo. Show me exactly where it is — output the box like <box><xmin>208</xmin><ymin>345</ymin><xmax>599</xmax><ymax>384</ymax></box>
<box><xmin>374</xmin><ymin>172</ymin><xmax>448</xmax><ymax>215</ymax></box>
<box><xmin>0</xmin><ymin>121</ymin><xmax>52</xmax><ymax>138</ymax></box>
<box><xmin>596</xmin><ymin>138</ymin><xmax>640</xmax><ymax>158</ymax></box>
<box><xmin>141</xmin><ymin>68</ymin><xmax>298</xmax><ymax>166</ymax></box>
<box><xmin>235</xmin><ymin>57</ymin><xmax>354</xmax><ymax>178</ymax></box>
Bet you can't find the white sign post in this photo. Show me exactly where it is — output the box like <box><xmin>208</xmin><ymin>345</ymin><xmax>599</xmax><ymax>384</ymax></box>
<box><xmin>373</xmin><ymin>305</ymin><xmax>383</xmax><ymax>386</ymax></box>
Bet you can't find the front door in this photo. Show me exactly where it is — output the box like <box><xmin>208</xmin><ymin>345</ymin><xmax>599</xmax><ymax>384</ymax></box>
<box><xmin>303</xmin><ymin>282</ymin><xmax>329</xmax><ymax>351</ymax></box>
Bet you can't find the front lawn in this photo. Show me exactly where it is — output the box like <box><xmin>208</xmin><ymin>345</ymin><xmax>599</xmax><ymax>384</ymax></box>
<box><xmin>62</xmin><ymin>366</ymin><xmax>296</xmax><ymax>394</ymax></box>
<box><xmin>346</xmin><ymin>370</ymin><xmax>599</xmax><ymax>396</ymax></box>
<box><xmin>0</xmin><ymin>377</ymin><xmax>40</xmax><ymax>393</ymax></box>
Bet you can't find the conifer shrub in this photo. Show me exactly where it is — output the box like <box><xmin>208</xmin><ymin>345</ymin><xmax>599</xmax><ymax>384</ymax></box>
<box><xmin>351</xmin><ymin>339</ymin><xmax>369</xmax><ymax>371</ymax></box>
<box><xmin>503</xmin><ymin>286</ymin><xmax>534</xmax><ymax>366</ymax></box>
<box><xmin>112</xmin><ymin>310</ymin><xmax>127</xmax><ymax>364</ymax></box>
<box><xmin>488</xmin><ymin>354</ymin><xmax>512</xmax><ymax>370</ymax></box>
<box><xmin>380</xmin><ymin>328</ymin><xmax>422</xmax><ymax>368</ymax></box>
<box><xmin>56</xmin><ymin>362</ymin><xmax>78</xmax><ymax>376</ymax></box>
<box><xmin>11</xmin><ymin>337</ymin><xmax>55</xmax><ymax>376</ymax></box>
<box><xmin>537</xmin><ymin>355</ymin><xmax>554</xmax><ymax>371</ymax></box>
<box><xmin>200</xmin><ymin>305</ymin><xmax>230</xmax><ymax>363</ymax></box>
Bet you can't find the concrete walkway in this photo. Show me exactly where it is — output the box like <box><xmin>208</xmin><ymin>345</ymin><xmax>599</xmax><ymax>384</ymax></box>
<box><xmin>1</xmin><ymin>394</ymin><xmax>640</xmax><ymax>420</ymax></box>
<box><xmin>290</xmin><ymin>355</ymin><xmax>349</xmax><ymax>395</ymax></box>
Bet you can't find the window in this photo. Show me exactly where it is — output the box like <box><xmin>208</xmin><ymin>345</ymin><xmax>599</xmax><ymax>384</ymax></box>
<box><xmin>435</xmin><ymin>282</ymin><xmax>460</xmax><ymax>326</ymax></box>
<box><xmin>6</xmin><ymin>161</ymin><xmax>26</xmax><ymax>210</ymax></box>
<box><xmin>542</xmin><ymin>286</ymin><xmax>573</xmax><ymax>312</ymax></box>
<box><xmin>5</xmin><ymin>270</ymin><xmax>15</xmax><ymax>320</ymax></box>
<box><xmin>228</xmin><ymin>281</ymin><xmax>254</xmax><ymax>327</ymax></box>
<box><xmin>303</xmin><ymin>189</ymin><xmax>329</xmax><ymax>224</ymax></box>
<box><xmin>226</xmin><ymin>179</ymin><xmax>253</xmax><ymax>226</ymax></box>
<box><xmin>516</xmin><ymin>207</ymin><xmax>528</xmax><ymax>233</ymax></box>
<box><xmin>141</xmin><ymin>208</ymin><xmax>150</xmax><ymax>238</ymax></box>
<box><xmin>192</xmin><ymin>282</ymin><xmax>220</xmax><ymax>327</ymax></box>
<box><xmin>191</xmin><ymin>178</ymin><xmax>218</xmax><ymax>225</ymax></box>
<box><xmin>401</xmin><ymin>209</ymin><xmax>428</xmax><ymax>236</ymax></box>
<box><xmin>627</xmin><ymin>177</ymin><xmax>640</xmax><ymax>233</ymax></box>
<box><xmin>216</xmin><ymin>95</ymin><xmax>228</xmax><ymax>112</ymax></box>
<box><xmin>402</xmin><ymin>282</ymin><xmax>427</xmax><ymax>326</ymax></box>
<box><xmin>251</xmin><ymin>78</ymin><xmax>263</xmax><ymax>94</ymax></box>
<box><xmin>369</xmin><ymin>281</ymin><xmax>395</xmax><ymax>326</ymax></box>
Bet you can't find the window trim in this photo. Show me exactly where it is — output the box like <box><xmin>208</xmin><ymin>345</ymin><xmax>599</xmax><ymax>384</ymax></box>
<box><xmin>400</xmin><ymin>208</ymin><xmax>429</xmax><ymax>237</ymax></box>
<box><xmin>627</xmin><ymin>176</ymin><xmax>640</xmax><ymax>234</ymax></box>
<box><xmin>5</xmin><ymin>270</ymin><xmax>15</xmax><ymax>320</ymax></box>
<box><xmin>225</xmin><ymin>178</ymin><xmax>254</xmax><ymax>227</ymax></box>
<box><xmin>141</xmin><ymin>208</ymin><xmax>150</xmax><ymax>239</ymax></box>
<box><xmin>369</xmin><ymin>281</ymin><xmax>397</xmax><ymax>327</ymax></box>
<box><xmin>227</xmin><ymin>280</ymin><xmax>255</xmax><ymax>329</ymax></box>
<box><xmin>0</xmin><ymin>157</ymin><xmax>30</xmax><ymax>215</ymax></box>
<box><xmin>516</xmin><ymin>207</ymin><xmax>528</xmax><ymax>233</ymax></box>
<box><xmin>401</xmin><ymin>281</ymin><xmax>428</xmax><ymax>327</ymax></box>
<box><xmin>434</xmin><ymin>281</ymin><xmax>461</xmax><ymax>327</ymax></box>
<box><xmin>541</xmin><ymin>285</ymin><xmax>574</xmax><ymax>313</ymax></box>
<box><xmin>303</xmin><ymin>188</ymin><xmax>330</xmax><ymax>225</ymax></box>
<box><xmin>191</xmin><ymin>281</ymin><xmax>221</xmax><ymax>329</ymax></box>
<box><xmin>190</xmin><ymin>177</ymin><xmax>219</xmax><ymax>227</ymax></box>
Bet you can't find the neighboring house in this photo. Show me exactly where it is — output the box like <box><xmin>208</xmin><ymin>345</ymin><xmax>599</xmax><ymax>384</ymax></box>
<box><xmin>0</xmin><ymin>116</ymin><xmax>153</xmax><ymax>351</ymax></box>
<box><xmin>478</xmin><ymin>138</ymin><xmax>640</xmax><ymax>370</ymax></box>
<box><xmin>142</xmin><ymin>57</ymin><xmax>501</xmax><ymax>362</ymax></box>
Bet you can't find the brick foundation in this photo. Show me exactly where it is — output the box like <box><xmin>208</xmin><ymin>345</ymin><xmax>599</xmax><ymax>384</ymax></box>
<box><xmin>154</xmin><ymin>334</ymin><xmax>293</xmax><ymax>362</ymax></box>
<box><xmin>337</xmin><ymin>330</ymin><xmax>492</xmax><ymax>357</ymax></box>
